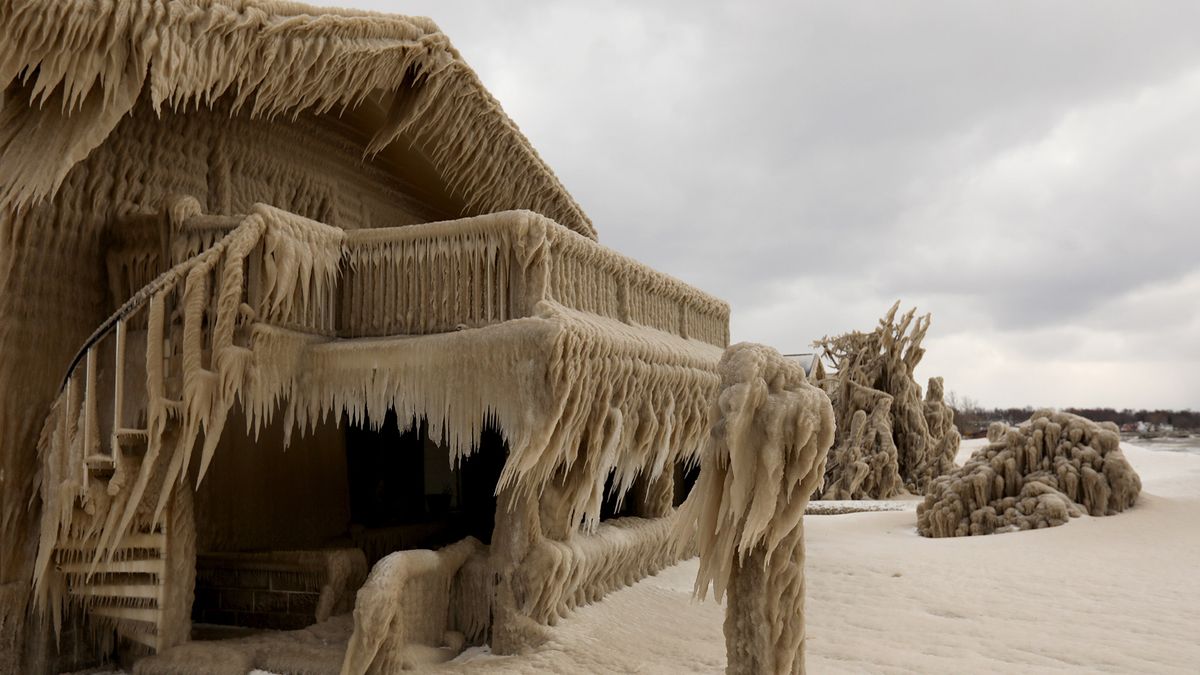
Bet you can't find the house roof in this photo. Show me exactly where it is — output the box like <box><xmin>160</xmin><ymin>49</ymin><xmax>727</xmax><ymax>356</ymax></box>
<box><xmin>782</xmin><ymin>352</ymin><xmax>822</xmax><ymax>377</ymax></box>
<box><xmin>0</xmin><ymin>0</ymin><xmax>595</xmax><ymax>238</ymax></box>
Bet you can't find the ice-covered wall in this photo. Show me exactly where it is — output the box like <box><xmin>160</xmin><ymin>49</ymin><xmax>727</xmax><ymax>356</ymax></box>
<box><xmin>918</xmin><ymin>411</ymin><xmax>1141</xmax><ymax>537</ymax></box>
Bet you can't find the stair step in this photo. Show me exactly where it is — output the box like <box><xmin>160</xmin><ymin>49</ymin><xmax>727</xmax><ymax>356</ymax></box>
<box><xmin>116</xmin><ymin>626</ymin><xmax>159</xmax><ymax>650</ymax></box>
<box><xmin>90</xmin><ymin>605</ymin><xmax>162</xmax><ymax>625</ymax></box>
<box><xmin>58</xmin><ymin>533</ymin><xmax>165</xmax><ymax>551</ymax></box>
<box><xmin>58</xmin><ymin>558</ymin><xmax>165</xmax><ymax>575</ymax></box>
<box><xmin>71</xmin><ymin>584</ymin><xmax>160</xmax><ymax>600</ymax></box>
<box><xmin>85</xmin><ymin>453</ymin><xmax>116</xmax><ymax>468</ymax></box>
<box><xmin>114</xmin><ymin>428</ymin><xmax>150</xmax><ymax>446</ymax></box>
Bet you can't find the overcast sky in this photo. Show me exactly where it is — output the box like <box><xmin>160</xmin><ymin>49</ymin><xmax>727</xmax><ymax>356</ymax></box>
<box><xmin>325</xmin><ymin>1</ymin><xmax>1199</xmax><ymax>410</ymax></box>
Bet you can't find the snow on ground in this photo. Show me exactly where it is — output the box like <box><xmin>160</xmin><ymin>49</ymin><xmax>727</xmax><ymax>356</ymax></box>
<box><xmin>110</xmin><ymin>439</ymin><xmax>1200</xmax><ymax>674</ymax></box>
<box><xmin>439</xmin><ymin>438</ymin><xmax>1200</xmax><ymax>674</ymax></box>
<box><xmin>436</xmin><ymin>562</ymin><xmax>726</xmax><ymax>674</ymax></box>
<box><xmin>799</xmin><ymin>440</ymin><xmax>1200</xmax><ymax>674</ymax></box>
<box><xmin>805</xmin><ymin>499</ymin><xmax>917</xmax><ymax>515</ymax></box>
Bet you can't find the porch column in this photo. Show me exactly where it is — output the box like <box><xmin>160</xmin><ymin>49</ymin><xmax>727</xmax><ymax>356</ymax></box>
<box><xmin>158</xmin><ymin>484</ymin><xmax>197</xmax><ymax>651</ymax></box>
<box><xmin>488</xmin><ymin>487</ymin><xmax>550</xmax><ymax>654</ymax></box>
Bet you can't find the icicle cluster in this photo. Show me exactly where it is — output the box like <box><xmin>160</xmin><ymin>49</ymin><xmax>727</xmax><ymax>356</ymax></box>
<box><xmin>918</xmin><ymin>411</ymin><xmax>1142</xmax><ymax>537</ymax></box>
<box><xmin>818</xmin><ymin>383</ymin><xmax>902</xmax><ymax>500</ymax></box>
<box><xmin>814</xmin><ymin>302</ymin><xmax>960</xmax><ymax>499</ymax></box>
<box><xmin>681</xmin><ymin>343</ymin><xmax>835</xmax><ymax>675</ymax></box>
<box><xmin>922</xmin><ymin>376</ymin><xmax>960</xmax><ymax>478</ymax></box>
<box><xmin>513</xmin><ymin>514</ymin><xmax>688</xmax><ymax>629</ymax></box>
<box><xmin>0</xmin><ymin>0</ymin><xmax>591</xmax><ymax>236</ymax></box>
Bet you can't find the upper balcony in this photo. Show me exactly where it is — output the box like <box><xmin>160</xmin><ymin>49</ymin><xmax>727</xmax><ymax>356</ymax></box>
<box><xmin>105</xmin><ymin>201</ymin><xmax>728</xmax><ymax>349</ymax></box>
<box><xmin>61</xmin><ymin>201</ymin><xmax>728</xmax><ymax>498</ymax></box>
<box><xmin>38</xmin><ymin>203</ymin><xmax>728</xmax><ymax>655</ymax></box>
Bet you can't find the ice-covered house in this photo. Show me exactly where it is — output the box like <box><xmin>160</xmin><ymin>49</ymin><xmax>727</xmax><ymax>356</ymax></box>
<box><xmin>0</xmin><ymin>1</ymin><xmax>727</xmax><ymax>671</ymax></box>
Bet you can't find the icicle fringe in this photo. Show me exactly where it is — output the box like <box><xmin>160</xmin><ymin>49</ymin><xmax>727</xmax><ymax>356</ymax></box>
<box><xmin>0</xmin><ymin>0</ymin><xmax>592</xmax><ymax>237</ymax></box>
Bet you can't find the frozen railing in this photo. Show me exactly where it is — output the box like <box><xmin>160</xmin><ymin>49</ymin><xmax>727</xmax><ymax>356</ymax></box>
<box><xmin>36</xmin><ymin>203</ymin><xmax>338</xmax><ymax>655</ymax></box>
<box><xmin>154</xmin><ymin>207</ymin><xmax>728</xmax><ymax>345</ymax></box>
<box><xmin>339</xmin><ymin>210</ymin><xmax>729</xmax><ymax>346</ymax></box>
<box><xmin>63</xmin><ymin>204</ymin><xmax>726</xmax><ymax>498</ymax></box>
<box><xmin>47</xmin><ymin>202</ymin><xmax>343</xmax><ymax>531</ymax></box>
<box><xmin>155</xmin><ymin>208</ymin><xmax>728</xmax><ymax>346</ymax></box>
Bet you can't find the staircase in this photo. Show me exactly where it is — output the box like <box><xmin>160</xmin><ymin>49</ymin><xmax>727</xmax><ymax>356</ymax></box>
<box><xmin>33</xmin><ymin>201</ymin><xmax>271</xmax><ymax>653</ymax></box>
<box><xmin>56</xmin><ymin>527</ymin><xmax>170</xmax><ymax>650</ymax></box>
<box><xmin>39</xmin><ymin>312</ymin><xmax>195</xmax><ymax>652</ymax></box>
<box><xmin>33</xmin><ymin>199</ymin><xmax>345</xmax><ymax>653</ymax></box>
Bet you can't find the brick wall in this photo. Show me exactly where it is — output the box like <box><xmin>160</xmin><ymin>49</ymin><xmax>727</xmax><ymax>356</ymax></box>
<box><xmin>193</xmin><ymin>554</ymin><xmax>326</xmax><ymax>630</ymax></box>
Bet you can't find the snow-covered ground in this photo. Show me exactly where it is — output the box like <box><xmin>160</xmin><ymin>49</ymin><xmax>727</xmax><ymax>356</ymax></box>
<box><xmin>114</xmin><ymin>438</ymin><xmax>1200</xmax><ymax>674</ymax></box>
<box><xmin>438</xmin><ymin>438</ymin><xmax>1200</xmax><ymax>674</ymax></box>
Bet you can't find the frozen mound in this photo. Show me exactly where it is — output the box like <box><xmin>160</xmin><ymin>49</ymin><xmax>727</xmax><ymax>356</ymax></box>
<box><xmin>918</xmin><ymin>411</ymin><xmax>1142</xmax><ymax>537</ymax></box>
<box><xmin>814</xmin><ymin>302</ymin><xmax>960</xmax><ymax>499</ymax></box>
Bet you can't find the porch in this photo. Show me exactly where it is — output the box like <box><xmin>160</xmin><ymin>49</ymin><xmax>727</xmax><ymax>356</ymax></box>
<box><xmin>32</xmin><ymin>199</ymin><xmax>726</xmax><ymax>667</ymax></box>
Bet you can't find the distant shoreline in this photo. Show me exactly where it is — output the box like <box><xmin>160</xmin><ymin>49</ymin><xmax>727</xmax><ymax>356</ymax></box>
<box><xmin>1121</xmin><ymin>433</ymin><xmax>1200</xmax><ymax>455</ymax></box>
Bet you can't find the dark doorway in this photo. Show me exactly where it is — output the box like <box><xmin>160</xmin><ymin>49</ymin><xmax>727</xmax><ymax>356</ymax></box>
<box><xmin>344</xmin><ymin>410</ymin><xmax>427</xmax><ymax>529</ymax></box>
<box><xmin>344</xmin><ymin>411</ymin><xmax>507</xmax><ymax>562</ymax></box>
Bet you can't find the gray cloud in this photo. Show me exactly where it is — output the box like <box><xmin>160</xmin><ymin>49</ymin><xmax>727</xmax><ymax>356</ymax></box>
<box><xmin>328</xmin><ymin>1</ymin><xmax>1200</xmax><ymax>409</ymax></box>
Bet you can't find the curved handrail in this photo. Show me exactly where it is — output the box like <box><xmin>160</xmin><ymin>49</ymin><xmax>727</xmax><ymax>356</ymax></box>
<box><xmin>59</xmin><ymin>263</ymin><xmax>191</xmax><ymax>392</ymax></box>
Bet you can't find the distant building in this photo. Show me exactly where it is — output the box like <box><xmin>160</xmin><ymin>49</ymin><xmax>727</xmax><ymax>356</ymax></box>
<box><xmin>783</xmin><ymin>352</ymin><xmax>827</xmax><ymax>383</ymax></box>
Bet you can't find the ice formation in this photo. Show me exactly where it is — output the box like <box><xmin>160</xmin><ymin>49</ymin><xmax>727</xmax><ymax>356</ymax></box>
<box><xmin>0</xmin><ymin>1</ymin><xmax>731</xmax><ymax>670</ymax></box>
<box><xmin>0</xmin><ymin>0</ymin><xmax>592</xmax><ymax>236</ymax></box>
<box><xmin>682</xmin><ymin>343</ymin><xmax>835</xmax><ymax>675</ymax></box>
<box><xmin>342</xmin><ymin>537</ymin><xmax>482</xmax><ymax>674</ymax></box>
<box><xmin>814</xmin><ymin>302</ymin><xmax>960</xmax><ymax>499</ymax></box>
<box><xmin>918</xmin><ymin>411</ymin><xmax>1142</xmax><ymax>537</ymax></box>
<box><xmin>29</xmin><ymin>200</ymin><xmax>723</xmax><ymax>653</ymax></box>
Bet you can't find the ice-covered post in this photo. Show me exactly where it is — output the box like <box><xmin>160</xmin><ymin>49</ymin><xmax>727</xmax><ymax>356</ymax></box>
<box><xmin>682</xmin><ymin>343</ymin><xmax>835</xmax><ymax>675</ymax></box>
